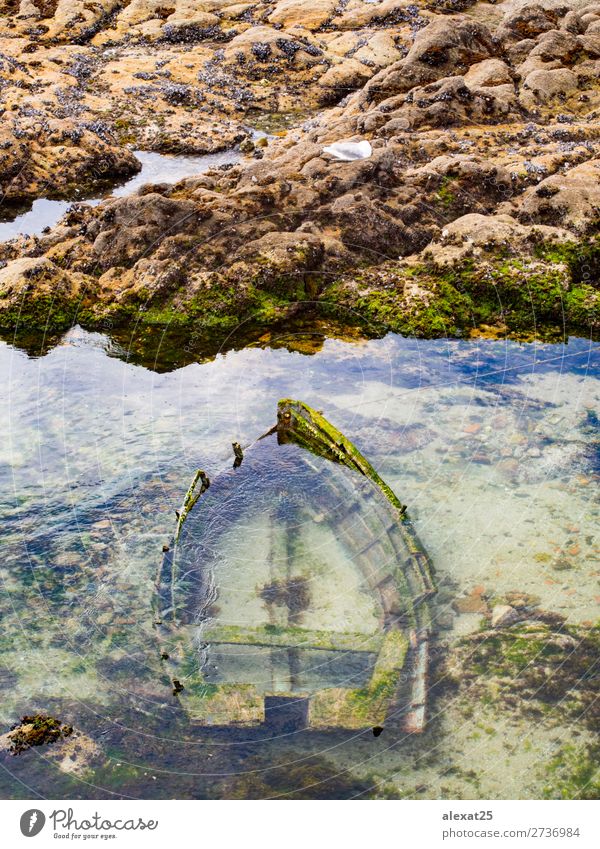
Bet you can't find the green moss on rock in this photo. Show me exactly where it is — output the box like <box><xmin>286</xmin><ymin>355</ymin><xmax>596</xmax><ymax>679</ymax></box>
<box><xmin>6</xmin><ymin>714</ymin><xmax>73</xmax><ymax>755</ymax></box>
<box><xmin>1</xmin><ymin>236</ymin><xmax>598</xmax><ymax>341</ymax></box>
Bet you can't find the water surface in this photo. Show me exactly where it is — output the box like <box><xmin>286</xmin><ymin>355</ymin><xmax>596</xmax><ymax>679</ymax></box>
<box><xmin>0</xmin><ymin>327</ymin><xmax>598</xmax><ymax>799</ymax></box>
<box><xmin>0</xmin><ymin>148</ymin><xmax>241</xmax><ymax>242</ymax></box>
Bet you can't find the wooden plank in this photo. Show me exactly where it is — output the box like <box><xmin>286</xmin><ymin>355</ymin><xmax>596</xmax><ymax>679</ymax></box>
<box><xmin>201</xmin><ymin>624</ymin><xmax>383</xmax><ymax>653</ymax></box>
<box><xmin>309</xmin><ymin>630</ymin><xmax>410</xmax><ymax>728</ymax></box>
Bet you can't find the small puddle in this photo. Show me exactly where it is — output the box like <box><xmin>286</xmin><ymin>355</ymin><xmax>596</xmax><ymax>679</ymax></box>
<box><xmin>0</xmin><ymin>147</ymin><xmax>242</xmax><ymax>242</ymax></box>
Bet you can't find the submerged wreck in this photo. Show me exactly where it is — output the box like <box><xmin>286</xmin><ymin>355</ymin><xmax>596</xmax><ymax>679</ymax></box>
<box><xmin>155</xmin><ymin>400</ymin><xmax>436</xmax><ymax>733</ymax></box>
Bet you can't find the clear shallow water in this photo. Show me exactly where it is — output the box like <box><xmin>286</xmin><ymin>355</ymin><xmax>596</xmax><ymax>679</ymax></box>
<box><xmin>0</xmin><ymin>327</ymin><xmax>598</xmax><ymax>799</ymax></box>
<box><xmin>0</xmin><ymin>148</ymin><xmax>241</xmax><ymax>242</ymax></box>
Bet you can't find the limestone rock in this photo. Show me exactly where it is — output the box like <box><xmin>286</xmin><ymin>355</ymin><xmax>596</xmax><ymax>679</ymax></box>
<box><xmin>464</xmin><ymin>58</ymin><xmax>513</xmax><ymax>87</ymax></box>
<box><xmin>431</xmin><ymin>213</ymin><xmax>574</xmax><ymax>264</ymax></box>
<box><xmin>1</xmin><ymin>0</ymin><xmax>599</xmax><ymax>340</ymax></box>
<box><xmin>317</xmin><ymin>58</ymin><xmax>373</xmax><ymax>104</ymax></box>
<box><xmin>268</xmin><ymin>0</ymin><xmax>337</xmax><ymax>30</ymax></box>
<box><xmin>491</xmin><ymin>604</ymin><xmax>521</xmax><ymax>628</ymax></box>
<box><xmin>516</xmin><ymin>159</ymin><xmax>600</xmax><ymax>233</ymax></box>
<box><xmin>90</xmin><ymin>192</ymin><xmax>203</xmax><ymax>269</ymax></box>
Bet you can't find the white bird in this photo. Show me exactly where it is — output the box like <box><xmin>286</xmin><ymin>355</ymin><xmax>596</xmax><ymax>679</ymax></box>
<box><xmin>322</xmin><ymin>140</ymin><xmax>372</xmax><ymax>161</ymax></box>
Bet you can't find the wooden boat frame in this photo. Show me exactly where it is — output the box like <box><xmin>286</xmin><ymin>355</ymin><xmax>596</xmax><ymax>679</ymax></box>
<box><xmin>154</xmin><ymin>400</ymin><xmax>436</xmax><ymax>733</ymax></box>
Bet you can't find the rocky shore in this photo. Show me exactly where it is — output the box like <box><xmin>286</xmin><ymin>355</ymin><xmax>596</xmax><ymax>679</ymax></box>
<box><xmin>1</xmin><ymin>0</ymin><xmax>599</xmax><ymax>340</ymax></box>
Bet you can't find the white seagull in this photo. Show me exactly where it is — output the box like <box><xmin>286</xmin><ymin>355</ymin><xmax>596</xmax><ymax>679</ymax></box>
<box><xmin>322</xmin><ymin>140</ymin><xmax>372</xmax><ymax>161</ymax></box>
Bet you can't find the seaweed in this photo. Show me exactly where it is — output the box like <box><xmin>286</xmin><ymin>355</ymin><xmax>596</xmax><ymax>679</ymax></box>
<box><xmin>6</xmin><ymin>714</ymin><xmax>73</xmax><ymax>755</ymax></box>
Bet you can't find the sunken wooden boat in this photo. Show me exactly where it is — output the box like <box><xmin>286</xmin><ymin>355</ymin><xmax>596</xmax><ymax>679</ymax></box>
<box><xmin>155</xmin><ymin>400</ymin><xmax>436</xmax><ymax>733</ymax></box>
